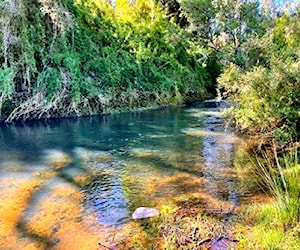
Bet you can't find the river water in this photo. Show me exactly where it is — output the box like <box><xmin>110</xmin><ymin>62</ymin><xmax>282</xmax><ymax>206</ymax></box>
<box><xmin>0</xmin><ymin>100</ymin><xmax>242</xmax><ymax>249</ymax></box>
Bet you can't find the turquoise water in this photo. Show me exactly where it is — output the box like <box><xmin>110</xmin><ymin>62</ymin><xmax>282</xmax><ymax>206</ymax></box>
<box><xmin>0</xmin><ymin>100</ymin><xmax>241</xmax><ymax>247</ymax></box>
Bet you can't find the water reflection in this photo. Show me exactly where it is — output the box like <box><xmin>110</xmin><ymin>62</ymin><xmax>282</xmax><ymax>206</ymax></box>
<box><xmin>0</xmin><ymin>101</ymin><xmax>242</xmax><ymax>248</ymax></box>
<box><xmin>82</xmin><ymin>161</ymin><xmax>131</xmax><ymax>227</ymax></box>
<box><xmin>196</xmin><ymin>104</ymin><xmax>239</xmax><ymax>205</ymax></box>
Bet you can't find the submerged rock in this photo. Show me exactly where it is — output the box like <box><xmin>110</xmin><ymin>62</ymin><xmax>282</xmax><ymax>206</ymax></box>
<box><xmin>132</xmin><ymin>207</ymin><xmax>159</xmax><ymax>219</ymax></box>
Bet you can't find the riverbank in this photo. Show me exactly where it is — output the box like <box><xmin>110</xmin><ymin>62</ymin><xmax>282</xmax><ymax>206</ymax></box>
<box><xmin>1</xmin><ymin>90</ymin><xmax>212</xmax><ymax>124</ymax></box>
<box><xmin>119</xmin><ymin>139</ymin><xmax>300</xmax><ymax>249</ymax></box>
<box><xmin>124</xmin><ymin>193</ymin><xmax>300</xmax><ymax>249</ymax></box>
<box><xmin>0</xmin><ymin>0</ymin><xmax>218</xmax><ymax>124</ymax></box>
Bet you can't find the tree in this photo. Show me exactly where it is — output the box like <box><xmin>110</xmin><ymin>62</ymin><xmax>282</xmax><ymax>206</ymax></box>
<box><xmin>180</xmin><ymin>0</ymin><xmax>264</xmax><ymax>67</ymax></box>
<box><xmin>218</xmin><ymin>10</ymin><xmax>300</xmax><ymax>142</ymax></box>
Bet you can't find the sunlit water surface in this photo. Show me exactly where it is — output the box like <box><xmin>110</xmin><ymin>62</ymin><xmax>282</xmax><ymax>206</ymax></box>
<box><xmin>0</xmin><ymin>101</ymin><xmax>242</xmax><ymax>248</ymax></box>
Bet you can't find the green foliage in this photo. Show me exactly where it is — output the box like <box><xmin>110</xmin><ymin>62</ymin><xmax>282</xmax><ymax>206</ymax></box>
<box><xmin>180</xmin><ymin>0</ymin><xmax>264</xmax><ymax>67</ymax></box>
<box><xmin>38</xmin><ymin>67</ymin><xmax>61</xmax><ymax>96</ymax></box>
<box><xmin>0</xmin><ymin>65</ymin><xmax>14</xmax><ymax>99</ymax></box>
<box><xmin>0</xmin><ymin>65</ymin><xmax>15</xmax><ymax>119</ymax></box>
<box><xmin>218</xmin><ymin>10</ymin><xmax>300</xmax><ymax>142</ymax></box>
<box><xmin>269</xmin><ymin>150</ymin><xmax>300</xmax><ymax>226</ymax></box>
<box><xmin>0</xmin><ymin>0</ymin><xmax>212</xmax><ymax>122</ymax></box>
<box><xmin>240</xmin><ymin>203</ymin><xmax>300</xmax><ymax>249</ymax></box>
<box><xmin>236</xmin><ymin>148</ymin><xmax>300</xmax><ymax>249</ymax></box>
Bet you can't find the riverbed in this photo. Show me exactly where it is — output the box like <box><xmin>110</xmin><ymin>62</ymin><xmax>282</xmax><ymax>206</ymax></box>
<box><xmin>0</xmin><ymin>100</ymin><xmax>242</xmax><ymax>249</ymax></box>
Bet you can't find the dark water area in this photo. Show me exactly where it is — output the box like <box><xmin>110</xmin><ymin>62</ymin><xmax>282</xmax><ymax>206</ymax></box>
<box><xmin>0</xmin><ymin>100</ymin><xmax>243</xmax><ymax>248</ymax></box>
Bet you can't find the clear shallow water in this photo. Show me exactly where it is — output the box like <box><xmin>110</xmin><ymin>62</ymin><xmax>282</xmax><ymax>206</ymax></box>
<box><xmin>0</xmin><ymin>101</ymin><xmax>241</xmax><ymax>248</ymax></box>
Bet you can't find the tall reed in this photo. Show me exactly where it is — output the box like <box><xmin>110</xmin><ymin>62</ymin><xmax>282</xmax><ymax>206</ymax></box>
<box><xmin>256</xmin><ymin>145</ymin><xmax>300</xmax><ymax>226</ymax></box>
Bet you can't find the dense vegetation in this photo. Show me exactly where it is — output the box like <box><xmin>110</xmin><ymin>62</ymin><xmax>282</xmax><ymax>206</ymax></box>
<box><xmin>219</xmin><ymin>10</ymin><xmax>300</xmax><ymax>144</ymax></box>
<box><xmin>1</xmin><ymin>0</ymin><xmax>300</xmax><ymax>248</ymax></box>
<box><xmin>0</xmin><ymin>1</ymin><xmax>298</xmax><ymax>136</ymax></box>
<box><xmin>0</xmin><ymin>0</ymin><xmax>217</xmax><ymax>123</ymax></box>
<box><xmin>0</xmin><ymin>0</ymin><xmax>279</xmax><ymax>125</ymax></box>
<box><xmin>214</xmin><ymin>3</ymin><xmax>300</xmax><ymax>248</ymax></box>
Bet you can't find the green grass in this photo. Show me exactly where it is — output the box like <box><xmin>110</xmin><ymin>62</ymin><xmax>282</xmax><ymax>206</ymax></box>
<box><xmin>257</xmin><ymin>147</ymin><xmax>300</xmax><ymax>227</ymax></box>
<box><xmin>236</xmin><ymin>146</ymin><xmax>300</xmax><ymax>249</ymax></box>
<box><xmin>238</xmin><ymin>203</ymin><xmax>300</xmax><ymax>249</ymax></box>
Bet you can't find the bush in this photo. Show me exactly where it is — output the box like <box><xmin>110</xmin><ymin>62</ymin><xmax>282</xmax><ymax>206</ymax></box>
<box><xmin>0</xmin><ymin>0</ymin><xmax>214</xmax><ymax>122</ymax></box>
<box><xmin>218</xmin><ymin>11</ymin><xmax>300</xmax><ymax>143</ymax></box>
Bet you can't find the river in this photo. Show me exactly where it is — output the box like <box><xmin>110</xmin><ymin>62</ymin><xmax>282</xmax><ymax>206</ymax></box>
<box><xmin>0</xmin><ymin>100</ymin><xmax>243</xmax><ymax>249</ymax></box>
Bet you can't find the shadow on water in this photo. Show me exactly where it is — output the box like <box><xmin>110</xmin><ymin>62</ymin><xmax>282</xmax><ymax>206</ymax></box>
<box><xmin>0</xmin><ymin>100</ymin><xmax>244</xmax><ymax>248</ymax></box>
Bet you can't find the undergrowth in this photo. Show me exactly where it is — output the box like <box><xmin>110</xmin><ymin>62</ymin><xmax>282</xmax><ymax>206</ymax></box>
<box><xmin>0</xmin><ymin>0</ymin><xmax>215</xmax><ymax>123</ymax></box>
<box><xmin>235</xmin><ymin>145</ymin><xmax>300</xmax><ymax>249</ymax></box>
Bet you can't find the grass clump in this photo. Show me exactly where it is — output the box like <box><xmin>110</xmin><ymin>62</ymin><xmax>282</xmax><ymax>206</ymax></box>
<box><xmin>236</xmin><ymin>146</ymin><xmax>300</xmax><ymax>249</ymax></box>
<box><xmin>257</xmin><ymin>147</ymin><xmax>300</xmax><ymax>227</ymax></box>
<box><xmin>238</xmin><ymin>203</ymin><xmax>300</xmax><ymax>250</ymax></box>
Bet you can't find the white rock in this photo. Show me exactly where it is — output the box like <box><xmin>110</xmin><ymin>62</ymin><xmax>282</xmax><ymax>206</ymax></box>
<box><xmin>132</xmin><ymin>207</ymin><xmax>159</xmax><ymax>219</ymax></box>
